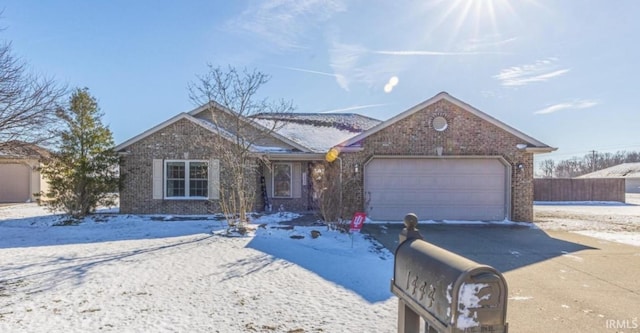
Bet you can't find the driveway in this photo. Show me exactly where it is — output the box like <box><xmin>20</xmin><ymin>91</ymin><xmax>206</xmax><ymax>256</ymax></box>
<box><xmin>363</xmin><ymin>218</ymin><xmax>640</xmax><ymax>332</ymax></box>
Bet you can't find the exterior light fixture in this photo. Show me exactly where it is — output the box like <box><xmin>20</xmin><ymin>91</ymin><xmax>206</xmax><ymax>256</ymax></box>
<box><xmin>325</xmin><ymin>147</ymin><xmax>340</xmax><ymax>162</ymax></box>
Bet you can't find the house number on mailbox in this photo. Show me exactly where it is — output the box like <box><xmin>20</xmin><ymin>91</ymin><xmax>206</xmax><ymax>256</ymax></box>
<box><xmin>406</xmin><ymin>271</ymin><xmax>436</xmax><ymax>308</ymax></box>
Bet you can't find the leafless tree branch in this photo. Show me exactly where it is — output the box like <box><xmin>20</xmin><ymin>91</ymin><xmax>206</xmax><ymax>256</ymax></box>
<box><xmin>188</xmin><ymin>65</ymin><xmax>294</xmax><ymax>226</ymax></box>
<box><xmin>0</xmin><ymin>41</ymin><xmax>66</xmax><ymax>145</ymax></box>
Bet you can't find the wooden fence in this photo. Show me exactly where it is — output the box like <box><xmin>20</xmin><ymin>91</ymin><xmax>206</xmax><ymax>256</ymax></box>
<box><xmin>534</xmin><ymin>178</ymin><xmax>626</xmax><ymax>202</ymax></box>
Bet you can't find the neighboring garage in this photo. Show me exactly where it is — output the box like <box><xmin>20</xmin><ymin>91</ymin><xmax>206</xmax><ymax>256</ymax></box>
<box><xmin>0</xmin><ymin>141</ymin><xmax>50</xmax><ymax>203</ymax></box>
<box><xmin>364</xmin><ymin>157</ymin><xmax>509</xmax><ymax>221</ymax></box>
<box><xmin>578</xmin><ymin>162</ymin><xmax>640</xmax><ymax>193</ymax></box>
<box><xmin>0</xmin><ymin>163</ymin><xmax>31</xmax><ymax>202</ymax></box>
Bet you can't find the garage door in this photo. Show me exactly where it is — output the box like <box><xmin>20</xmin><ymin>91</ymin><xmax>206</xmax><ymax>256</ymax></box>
<box><xmin>0</xmin><ymin>163</ymin><xmax>31</xmax><ymax>203</ymax></box>
<box><xmin>364</xmin><ymin>157</ymin><xmax>508</xmax><ymax>221</ymax></box>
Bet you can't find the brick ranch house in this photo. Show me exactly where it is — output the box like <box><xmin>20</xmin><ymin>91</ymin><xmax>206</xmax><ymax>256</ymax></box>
<box><xmin>115</xmin><ymin>92</ymin><xmax>556</xmax><ymax>222</ymax></box>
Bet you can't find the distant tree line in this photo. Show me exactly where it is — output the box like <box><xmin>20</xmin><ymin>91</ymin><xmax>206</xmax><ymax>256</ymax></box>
<box><xmin>537</xmin><ymin>151</ymin><xmax>640</xmax><ymax>178</ymax></box>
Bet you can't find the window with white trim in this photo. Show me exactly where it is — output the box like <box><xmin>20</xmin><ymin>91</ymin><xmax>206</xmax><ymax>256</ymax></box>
<box><xmin>165</xmin><ymin>160</ymin><xmax>208</xmax><ymax>199</ymax></box>
<box><xmin>272</xmin><ymin>163</ymin><xmax>292</xmax><ymax>198</ymax></box>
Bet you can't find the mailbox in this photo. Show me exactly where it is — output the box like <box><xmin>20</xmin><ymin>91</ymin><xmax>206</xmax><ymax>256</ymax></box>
<box><xmin>391</xmin><ymin>214</ymin><xmax>509</xmax><ymax>333</ymax></box>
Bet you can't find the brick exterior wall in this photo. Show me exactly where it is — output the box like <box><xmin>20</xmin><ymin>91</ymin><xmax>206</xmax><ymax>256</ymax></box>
<box><xmin>119</xmin><ymin>117</ymin><xmax>312</xmax><ymax>216</ymax></box>
<box><xmin>339</xmin><ymin>99</ymin><xmax>535</xmax><ymax>222</ymax></box>
<box><xmin>120</xmin><ymin>99</ymin><xmax>537</xmax><ymax>221</ymax></box>
<box><xmin>120</xmin><ymin>118</ymin><xmax>275</xmax><ymax>215</ymax></box>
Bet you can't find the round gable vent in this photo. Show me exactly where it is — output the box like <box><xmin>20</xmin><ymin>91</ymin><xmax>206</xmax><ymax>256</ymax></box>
<box><xmin>432</xmin><ymin>116</ymin><xmax>448</xmax><ymax>131</ymax></box>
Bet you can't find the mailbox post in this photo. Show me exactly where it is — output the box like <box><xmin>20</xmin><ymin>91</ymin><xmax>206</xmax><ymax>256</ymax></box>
<box><xmin>391</xmin><ymin>214</ymin><xmax>509</xmax><ymax>333</ymax></box>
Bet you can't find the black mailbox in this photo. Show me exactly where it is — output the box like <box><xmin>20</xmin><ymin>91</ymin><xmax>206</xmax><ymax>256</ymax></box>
<box><xmin>391</xmin><ymin>214</ymin><xmax>509</xmax><ymax>333</ymax></box>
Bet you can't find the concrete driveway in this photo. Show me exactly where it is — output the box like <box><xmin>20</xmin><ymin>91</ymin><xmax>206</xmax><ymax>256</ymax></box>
<box><xmin>362</xmin><ymin>223</ymin><xmax>640</xmax><ymax>333</ymax></box>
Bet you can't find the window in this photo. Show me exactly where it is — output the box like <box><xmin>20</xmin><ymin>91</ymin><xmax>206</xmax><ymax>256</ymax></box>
<box><xmin>272</xmin><ymin>163</ymin><xmax>292</xmax><ymax>198</ymax></box>
<box><xmin>165</xmin><ymin>160</ymin><xmax>208</xmax><ymax>199</ymax></box>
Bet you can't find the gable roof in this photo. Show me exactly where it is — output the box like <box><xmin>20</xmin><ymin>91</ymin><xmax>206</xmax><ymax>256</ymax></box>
<box><xmin>337</xmin><ymin>92</ymin><xmax>556</xmax><ymax>153</ymax></box>
<box><xmin>0</xmin><ymin>141</ymin><xmax>50</xmax><ymax>160</ymax></box>
<box><xmin>578</xmin><ymin>162</ymin><xmax>640</xmax><ymax>179</ymax></box>
<box><xmin>116</xmin><ymin>92</ymin><xmax>555</xmax><ymax>156</ymax></box>
<box><xmin>115</xmin><ymin>113</ymin><xmax>219</xmax><ymax>152</ymax></box>
<box><xmin>115</xmin><ymin>104</ymin><xmax>313</xmax><ymax>153</ymax></box>
<box><xmin>251</xmin><ymin>113</ymin><xmax>381</xmax><ymax>153</ymax></box>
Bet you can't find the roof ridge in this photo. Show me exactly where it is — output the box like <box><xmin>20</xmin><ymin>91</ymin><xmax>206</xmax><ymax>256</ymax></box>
<box><xmin>252</xmin><ymin>112</ymin><xmax>382</xmax><ymax>122</ymax></box>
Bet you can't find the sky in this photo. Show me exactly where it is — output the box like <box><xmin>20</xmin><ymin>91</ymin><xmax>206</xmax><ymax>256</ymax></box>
<box><xmin>2</xmin><ymin>0</ymin><xmax>640</xmax><ymax>167</ymax></box>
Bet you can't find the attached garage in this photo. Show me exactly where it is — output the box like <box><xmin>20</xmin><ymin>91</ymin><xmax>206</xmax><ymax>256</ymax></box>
<box><xmin>0</xmin><ymin>163</ymin><xmax>32</xmax><ymax>203</ymax></box>
<box><xmin>364</xmin><ymin>157</ymin><xmax>510</xmax><ymax>221</ymax></box>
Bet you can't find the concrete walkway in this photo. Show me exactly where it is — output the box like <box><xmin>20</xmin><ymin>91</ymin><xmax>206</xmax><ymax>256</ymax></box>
<box><xmin>363</xmin><ymin>223</ymin><xmax>640</xmax><ymax>333</ymax></box>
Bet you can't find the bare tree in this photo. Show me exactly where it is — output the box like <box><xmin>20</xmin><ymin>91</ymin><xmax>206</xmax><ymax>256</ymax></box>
<box><xmin>555</xmin><ymin>157</ymin><xmax>584</xmax><ymax>178</ymax></box>
<box><xmin>538</xmin><ymin>159</ymin><xmax>556</xmax><ymax>178</ymax></box>
<box><xmin>540</xmin><ymin>150</ymin><xmax>640</xmax><ymax>178</ymax></box>
<box><xmin>0</xmin><ymin>41</ymin><xmax>66</xmax><ymax>145</ymax></box>
<box><xmin>310</xmin><ymin>162</ymin><xmax>341</xmax><ymax>223</ymax></box>
<box><xmin>189</xmin><ymin>65</ymin><xmax>294</xmax><ymax>228</ymax></box>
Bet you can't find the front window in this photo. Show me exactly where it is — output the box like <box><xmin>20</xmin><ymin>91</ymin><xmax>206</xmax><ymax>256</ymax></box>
<box><xmin>273</xmin><ymin>163</ymin><xmax>292</xmax><ymax>198</ymax></box>
<box><xmin>165</xmin><ymin>160</ymin><xmax>208</xmax><ymax>199</ymax></box>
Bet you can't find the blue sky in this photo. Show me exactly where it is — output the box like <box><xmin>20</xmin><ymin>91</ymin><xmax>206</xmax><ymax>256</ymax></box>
<box><xmin>2</xmin><ymin>0</ymin><xmax>639</xmax><ymax>166</ymax></box>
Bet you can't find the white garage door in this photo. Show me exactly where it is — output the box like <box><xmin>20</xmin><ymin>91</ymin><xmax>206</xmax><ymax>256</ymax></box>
<box><xmin>364</xmin><ymin>157</ymin><xmax>508</xmax><ymax>221</ymax></box>
<box><xmin>0</xmin><ymin>163</ymin><xmax>31</xmax><ymax>203</ymax></box>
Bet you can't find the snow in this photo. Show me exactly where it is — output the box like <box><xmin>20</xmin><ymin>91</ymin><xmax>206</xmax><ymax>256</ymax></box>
<box><xmin>2</xmin><ymin>196</ymin><xmax>639</xmax><ymax>332</ymax></box>
<box><xmin>574</xmin><ymin>230</ymin><xmax>640</xmax><ymax>245</ymax></box>
<box><xmin>455</xmin><ymin>283</ymin><xmax>490</xmax><ymax>329</ymax></box>
<box><xmin>0</xmin><ymin>204</ymin><xmax>396</xmax><ymax>332</ymax></box>
<box><xmin>534</xmin><ymin>193</ymin><xmax>640</xmax><ymax>247</ymax></box>
<box><xmin>253</xmin><ymin>119</ymin><xmax>363</xmax><ymax>152</ymax></box>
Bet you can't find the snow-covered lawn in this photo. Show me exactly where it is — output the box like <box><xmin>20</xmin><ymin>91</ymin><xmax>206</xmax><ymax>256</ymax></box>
<box><xmin>0</xmin><ymin>204</ymin><xmax>396</xmax><ymax>332</ymax></box>
<box><xmin>534</xmin><ymin>193</ymin><xmax>640</xmax><ymax>247</ymax></box>
<box><xmin>2</xmin><ymin>197</ymin><xmax>639</xmax><ymax>332</ymax></box>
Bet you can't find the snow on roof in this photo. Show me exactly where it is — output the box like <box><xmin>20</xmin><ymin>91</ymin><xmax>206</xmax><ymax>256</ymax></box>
<box><xmin>578</xmin><ymin>162</ymin><xmax>640</xmax><ymax>178</ymax></box>
<box><xmin>252</xmin><ymin>113</ymin><xmax>381</xmax><ymax>153</ymax></box>
<box><xmin>253</xmin><ymin>113</ymin><xmax>381</xmax><ymax>132</ymax></box>
<box><xmin>0</xmin><ymin>141</ymin><xmax>50</xmax><ymax>160</ymax></box>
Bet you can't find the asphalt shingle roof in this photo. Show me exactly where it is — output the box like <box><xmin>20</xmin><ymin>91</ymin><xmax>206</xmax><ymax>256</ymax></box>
<box><xmin>251</xmin><ymin>113</ymin><xmax>382</xmax><ymax>153</ymax></box>
<box><xmin>0</xmin><ymin>141</ymin><xmax>50</xmax><ymax>160</ymax></box>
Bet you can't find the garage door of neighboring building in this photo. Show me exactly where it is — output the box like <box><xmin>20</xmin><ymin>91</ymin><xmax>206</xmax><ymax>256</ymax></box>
<box><xmin>0</xmin><ymin>163</ymin><xmax>31</xmax><ymax>203</ymax></box>
<box><xmin>364</xmin><ymin>157</ymin><xmax>509</xmax><ymax>221</ymax></box>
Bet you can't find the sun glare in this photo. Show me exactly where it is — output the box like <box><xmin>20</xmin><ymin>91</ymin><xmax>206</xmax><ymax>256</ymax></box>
<box><xmin>422</xmin><ymin>0</ymin><xmax>523</xmax><ymax>49</ymax></box>
<box><xmin>455</xmin><ymin>0</ymin><xmax>515</xmax><ymax>34</ymax></box>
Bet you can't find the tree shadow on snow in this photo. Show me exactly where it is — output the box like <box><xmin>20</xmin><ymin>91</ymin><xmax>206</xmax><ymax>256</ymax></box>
<box><xmin>0</xmin><ymin>213</ymin><xmax>224</xmax><ymax>249</ymax></box>
<box><xmin>0</xmin><ymin>235</ymin><xmax>214</xmax><ymax>295</ymax></box>
<box><xmin>245</xmin><ymin>230</ymin><xmax>395</xmax><ymax>304</ymax></box>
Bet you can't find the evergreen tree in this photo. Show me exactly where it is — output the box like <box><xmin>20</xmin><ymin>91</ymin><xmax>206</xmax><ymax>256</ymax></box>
<box><xmin>40</xmin><ymin>88</ymin><xmax>119</xmax><ymax>219</ymax></box>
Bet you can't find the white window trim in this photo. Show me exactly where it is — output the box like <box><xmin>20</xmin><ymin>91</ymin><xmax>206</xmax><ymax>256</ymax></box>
<box><xmin>272</xmin><ymin>162</ymin><xmax>293</xmax><ymax>198</ymax></box>
<box><xmin>164</xmin><ymin>160</ymin><xmax>209</xmax><ymax>200</ymax></box>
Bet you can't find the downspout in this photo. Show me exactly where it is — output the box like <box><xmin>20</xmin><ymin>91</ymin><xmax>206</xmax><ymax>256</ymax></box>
<box><xmin>325</xmin><ymin>147</ymin><xmax>343</xmax><ymax>219</ymax></box>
